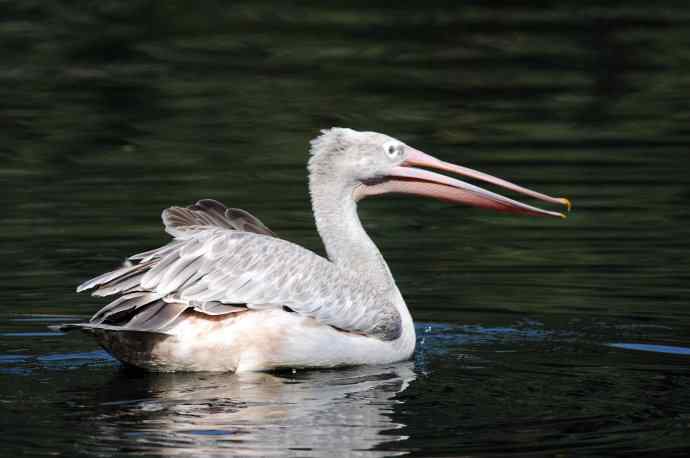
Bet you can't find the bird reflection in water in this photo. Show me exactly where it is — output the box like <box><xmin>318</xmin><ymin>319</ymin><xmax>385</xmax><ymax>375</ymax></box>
<box><xmin>79</xmin><ymin>362</ymin><xmax>416</xmax><ymax>457</ymax></box>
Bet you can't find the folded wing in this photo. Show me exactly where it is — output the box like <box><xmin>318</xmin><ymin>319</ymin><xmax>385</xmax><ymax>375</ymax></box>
<box><xmin>77</xmin><ymin>200</ymin><xmax>401</xmax><ymax>340</ymax></box>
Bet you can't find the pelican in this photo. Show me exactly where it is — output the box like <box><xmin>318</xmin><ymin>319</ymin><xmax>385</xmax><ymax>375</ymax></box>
<box><xmin>60</xmin><ymin>128</ymin><xmax>570</xmax><ymax>372</ymax></box>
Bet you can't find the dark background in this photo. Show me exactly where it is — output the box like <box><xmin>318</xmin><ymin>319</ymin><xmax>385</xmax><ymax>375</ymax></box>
<box><xmin>1</xmin><ymin>2</ymin><xmax>689</xmax><ymax>456</ymax></box>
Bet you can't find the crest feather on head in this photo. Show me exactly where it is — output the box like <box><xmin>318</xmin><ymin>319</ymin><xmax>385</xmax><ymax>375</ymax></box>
<box><xmin>309</xmin><ymin>127</ymin><xmax>359</xmax><ymax>157</ymax></box>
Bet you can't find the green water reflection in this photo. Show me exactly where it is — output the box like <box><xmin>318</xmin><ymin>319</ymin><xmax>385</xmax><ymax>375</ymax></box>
<box><xmin>1</xmin><ymin>2</ymin><xmax>689</xmax><ymax>456</ymax></box>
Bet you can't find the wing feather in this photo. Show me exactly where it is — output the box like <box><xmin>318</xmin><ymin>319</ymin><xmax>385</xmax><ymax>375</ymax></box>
<box><xmin>129</xmin><ymin>240</ymin><xmax>184</xmax><ymax>261</ymax></box>
<box><xmin>77</xmin><ymin>201</ymin><xmax>401</xmax><ymax>340</ymax></box>
<box><xmin>125</xmin><ymin>301</ymin><xmax>189</xmax><ymax>331</ymax></box>
<box><xmin>90</xmin><ymin>292</ymin><xmax>163</xmax><ymax>324</ymax></box>
<box><xmin>80</xmin><ymin>229</ymin><xmax>400</xmax><ymax>340</ymax></box>
<box><xmin>163</xmin><ymin>199</ymin><xmax>275</xmax><ymax>238</ymax></box>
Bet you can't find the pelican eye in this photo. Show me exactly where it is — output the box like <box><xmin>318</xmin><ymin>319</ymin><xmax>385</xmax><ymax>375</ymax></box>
<box><xmin>384</xmin><ymin>142</ymin><xmax>401</xmax><ymax>159</ymax></box>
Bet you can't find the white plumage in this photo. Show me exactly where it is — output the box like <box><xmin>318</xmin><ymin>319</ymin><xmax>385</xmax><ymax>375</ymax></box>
<box><xmin>65</xmin><ymin>127</ymin><xmax>568</xmax><ymax>372</ymax></box>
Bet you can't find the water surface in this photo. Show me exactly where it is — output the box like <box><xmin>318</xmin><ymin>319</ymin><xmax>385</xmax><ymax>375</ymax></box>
<box><xmin>2</xmin><ymin>2</ymin><xmax>690</xmax><ymax>456</ymax></box>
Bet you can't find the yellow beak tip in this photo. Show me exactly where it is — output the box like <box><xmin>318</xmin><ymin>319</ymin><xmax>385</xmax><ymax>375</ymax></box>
<box><xmin>559</xmin><ymin>197</ymin><xmax>572</xmax><ymax>212</ymax></box>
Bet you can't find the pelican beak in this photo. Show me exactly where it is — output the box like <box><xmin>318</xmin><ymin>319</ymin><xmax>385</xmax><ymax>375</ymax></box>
<box><xmin>359</xmin><ymin>147</ymin><xmax>571</xmax><ymax>218</ymax></box>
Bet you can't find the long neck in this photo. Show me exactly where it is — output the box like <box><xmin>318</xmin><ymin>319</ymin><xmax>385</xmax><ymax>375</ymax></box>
<box><xmin>308</xmin><ymin>164</ymin><xmax>416</xmax><ymax>353</ymax></box>
<box><xmin>310</xmin><ymin>178</ymin><xmax>396</xmax><ymax>293</ymax></box>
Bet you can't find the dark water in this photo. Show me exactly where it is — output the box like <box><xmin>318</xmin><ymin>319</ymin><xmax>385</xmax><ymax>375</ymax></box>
<box><xmin>2</xmin><ymin>2</ymin><xmax>690</xmax><ymax>456</ymax></box>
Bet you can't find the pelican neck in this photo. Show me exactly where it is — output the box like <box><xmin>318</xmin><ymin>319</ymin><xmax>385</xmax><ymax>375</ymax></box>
<box><xmin>309</xmin><ymin>178</ymin><xmax>396</xmax><ymax>293</ymax></box>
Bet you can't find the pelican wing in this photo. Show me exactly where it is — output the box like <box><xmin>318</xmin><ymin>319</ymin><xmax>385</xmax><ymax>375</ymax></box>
<box><xmin>77</xmin><ymin>202</ymin><xmax>401</xmax><ymax>341</ymax></box>
<box><xmin>162</xmin><ymin>199</ymin><xmax>275</xmax><ymax>238</ymax></box>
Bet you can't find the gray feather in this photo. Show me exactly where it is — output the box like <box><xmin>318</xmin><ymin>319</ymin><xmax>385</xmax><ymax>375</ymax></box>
<box><xmin>162</xmin><ymin>199</ymin><xmax>275</xmax><ymax>238</ymax></box>
<box><xmin>125</xmin><ymin>301</ymin><xmax>189</xmax><ymax>331</ymax></box>
<box><xmin>76</xmin><ymin>200</ymin><xmax>401</xmax><ymax>340</ymax></box>
<box><xmin>193</xmin><ymin>302</ymin><xmax>246</xmax><ymax>315</ymax></box>
<box><xmin>142</xmin><ymin>229</ymin><xmax>399</xmax><ymax>339</ymax></box>
<box><xmin>129</xmin><ymin>240</ymin><xmax>184</xmax><ymax>261</ymax></box>
<box><xmin>77</xmin><ymin>261</ymin><xmax>150</xmax><ymax>293</ymax></box>
<box><xmin>90</xmin><ymin>292</ymin><xmax>163</xmax><ymax>324</ymax></box>
<box><xmin>140</xmin><ymin>252</ymin><xmax>179</xmax><ymax>289</ymax></box>
<box><xmin>224</xmin><ymin>208</ymin><xmax>275</xmax><ymax>236</ymax></box>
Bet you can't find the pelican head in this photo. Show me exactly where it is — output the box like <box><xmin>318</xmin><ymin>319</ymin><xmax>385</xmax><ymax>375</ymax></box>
<box><xmin>309</xmin><ymin>127</ymin><xmax>570</xmax><ymax>218</ymax></box>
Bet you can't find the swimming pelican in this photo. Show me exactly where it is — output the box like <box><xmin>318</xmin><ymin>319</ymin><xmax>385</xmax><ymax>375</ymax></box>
<box><xmin>61</xmin><ymin>128</ymin><xmax>570</xmax><ymax>372</ymax></box>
